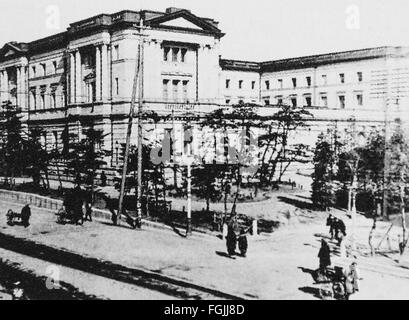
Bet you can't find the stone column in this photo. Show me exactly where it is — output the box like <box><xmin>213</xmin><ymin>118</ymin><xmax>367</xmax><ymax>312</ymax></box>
<box><xmin>101</xmin><ymin>44</ymin><xmax>109</xmax><ymax>102</ymax></box>
<box><xmin>70</xmin><ymin>52</ymin><xmax>76</xmax><ymax>104</ymax></box>
<box><xmin>16</xmin><ymin>66</ymin><xmax>21</xmax><ymax>107</ymax></box>
<box><xmin>95</xmin><ymin>45</ymin><xmax>101</xmax><ymax>101</ymax></box>
<box><xmin>75</xmin><ymin>50</ymin><xmax>82</xmax><ymax>104</ymax></box>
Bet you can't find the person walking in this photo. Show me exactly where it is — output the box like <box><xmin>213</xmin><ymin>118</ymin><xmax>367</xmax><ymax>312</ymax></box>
<box><xmin>21</xmin><ymin>205</ymin><xmax>31</xmax><ymax>228</ymax></box>
<box><xmin>344</xmin><ymin>262</ymin><xmax>361</xmax><ymax>300</ymax></box>
<box><xmin>226</xmin><ymin>226</ymin><xmax>237</xmax><ymax>257</ymax></box>
<box><xmin>318</xmin><ymin>239</ymin><xmax>331</xmax><ymax>275</ymax></box>
<box><xmin>238</xmin><ymin>228</ymin><xmax>248</xmax><ymax>257</ymax></box>
<box><xmin>100</xmin><ymin>171</ymin><xmax>107</xmax><ymax>187</ymax></box>
<box><xmin>327</xmin><ymin>214</ymin><xmax>335</xmax><ymax>239</ymax></box>
<box><xmin>84</xmin><ymin>201</ymin><xmax>93</xmax><ymax>222</ymax></box>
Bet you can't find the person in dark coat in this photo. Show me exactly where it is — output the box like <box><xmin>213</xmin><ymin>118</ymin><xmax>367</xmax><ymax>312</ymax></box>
<box><xmin>318</xmin><ymin>239</ymin><xmax>331</xmax><ymax>274</ymax></box>
<box><xmin>100</xmin><ymin>171</ymin><xmax>107</xmax><ymax>187</ymax></box>
<box><xmin>326</xmin><ymin>214</ymin><xmax>335</xmax><ymax>239</ymax></box>
<box><xmin>21</xmin><ymin>205</ymin><xmax>31</xmax><ymax>228</ymax></box>
<box><xmin>226</xmin><ymin>226</ymin><xmax>237</xmax><ymax>257</ymax></box>
<box><xmin>336</xmin><ymin>219</ymin><xmax>347</xmax><ymax>246</ymax></box>
<box><xmin>238</xmin><ymin>228</ymin><xmax>248</xmax><ymax>257</ymax></box>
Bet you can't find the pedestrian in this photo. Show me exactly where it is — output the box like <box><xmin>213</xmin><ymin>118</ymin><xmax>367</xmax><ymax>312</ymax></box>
<box><xmin>344</xmin><ymin>262</ymin><xmax>361</xmax><ymax>300</ymax></box>
<box><xmin>336</xmin><ymin>219</ymin><xmax>347</xmax><ymax>246</ymax></box>
<box><xmin>226</xmin><ymin>226</ymin><xmax>237</xmax><ymax>257</ymax></box>
<box><xmin>238</xmin><ymin>228</ymin><xmax>248</xmax><ymax>257</ymax></box>
<box><xmin>100</xmin><ymin>171</ymin><xmax>107</xmax><ymax>187</ymax></box>
<box><xmin>326</xmin><ymin>214</ymin><xmax>335</xmax><ymax>239</ymax></box>
<box><xmin>85</xmin><ymin>201</ymin><xmax>93</xmax><ymax>222</ymax></box>
<box><xmin>318</xmin><ymin>239</ymin><xmax>331</xmax><ymax>275</ymax></box>
<box><xmin>106</xmin><ymin>197</ymin><xmax>118</xmax><ymax>225</ymax></box>
<box><xmin>20</xmin><ymin>204</ymin><xmax>31</xmax><ymax>228</ymax></box>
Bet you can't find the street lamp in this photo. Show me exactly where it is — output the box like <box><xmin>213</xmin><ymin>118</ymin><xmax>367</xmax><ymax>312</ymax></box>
<box><xmin>181</xmin><ymin>153</ymin><xmax>194</xmax><ymax>237</ymax></box>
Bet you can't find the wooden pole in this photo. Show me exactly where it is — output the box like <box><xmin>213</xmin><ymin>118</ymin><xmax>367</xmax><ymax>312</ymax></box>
<box><xmin>117</xmin><ymin>21</ymin><xmax>143</xmax><ymax>225</ymax></box>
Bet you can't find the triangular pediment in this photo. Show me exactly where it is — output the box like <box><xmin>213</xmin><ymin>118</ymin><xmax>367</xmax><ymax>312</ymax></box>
<box><xmin>159</xmin><ymin>17</ymin><xmax>204</xmax><ymax>30</ymax></box>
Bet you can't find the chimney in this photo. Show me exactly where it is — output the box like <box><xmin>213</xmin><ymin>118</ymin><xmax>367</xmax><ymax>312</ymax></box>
<box><xmin>165</xmin><ymin>7</ymin><xmax>189</xmax><ymax>14</ymax></box>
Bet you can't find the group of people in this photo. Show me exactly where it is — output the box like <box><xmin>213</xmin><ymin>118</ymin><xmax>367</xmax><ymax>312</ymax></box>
<box><xmin>317</xmin><ymin>214</ymin><xmax>361</xmax><ymax>300</ymax></box>
<box><xmin>62</xmin><ymin>187</ymin><xmax>93</xmax><ymax>225</ymax></box>
<box><xmin>226</xmin><ymin>224</ymin><xmax>249</xmax><ymax>258</ymax></box>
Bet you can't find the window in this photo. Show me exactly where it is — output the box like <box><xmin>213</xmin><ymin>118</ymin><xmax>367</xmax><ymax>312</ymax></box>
<box><xmin>172</xmin><ymin>48</ymin><xmax>179</xmax><ymax>62</ymax></box>
<box><xmin>339</xmin><ymin>73</ymin><xmax>345</xmax><ymax>84</ymax></box>
<box><xmin>182</xmin><ymin>80</ymin><xmax>189</xmax><ymax>102</ymax></box>
<box><xmin>278</xmin><ymin>79</ymin><xmax>283</xmax><ymax>89</ymax></box>
<box><xmin>265</xmin><ymin>80</ymin><xmax>270</xmax><ymax>90</ymax></box>
<box><xmin>251</xmin><ymin>81</ymin><xmax>256</xmax><ymax>90</ymax></box>
<box><xmin>238</xmin><ymin>99</ymin><xmax>244</xmax><ymax>104</ymax></box>
<box><xmin>305</xmin><ymin>96</ymin><xmax>312</xmax><ymax>107</ymax></box>
<box><xmin>239</xmin><ymin>80</ymin><xmax>243</xmax><ymax>89</ymax></box>
<box><xmin>162</xmin><ymin>79</ymin><xmax>169</xmax><ymax>101</ymax></box>
<box><xmin>226</xmin><ymin>79</ymin><xmax>230</xmax><ymax>89</ymax></box>
<box><xmin>51</xmin><ymin>92</ymin><xmax>56</xmax><ymax>108</ymax></box>
<box><xmin>338</xmin><ymin>95</ymin><xmax>346</xmax><ymax>109</ymax></box>
<box><xmin>181</xmin><ymin>49</ymin><xmax>187</xmax><ymax>63</ymax></box>
<box><xmin>30</xmin><ymin>90</ymin><xmax>36</xmax><ymax>110</ymax></box>
<box><xmin>113</xmin><ymin>45</ymin><xmax>120</xmax><ymax>61</ymax></box>
<box><xmin>357</xmin><ymin>72</ymin><xmax>363</xmax><ymax>82</ymax></box>
<box><xmin>53</xmin><ymin>61</ymin><xmax>58</xmax><ymax>74</ymax></box>
<box><xmin>163</xmin><ymin>47</ymin><xmax>170</xmax><ymax>61</ymax></box>
<box><xmin>292</xmin><ymin>78</ymin><xmax>297</xmax><ymax>88</ymax></box>
<box><xmin>115</xmin><ymin>78</ymin><xmax>119</xmax><ymax>95</ymax></box>
<box><xmin>225</xmin><ymin>99</ymin><xmax>231</xmax><ymax>105</ymax></box>
<box><xmin>306</xmin><ymin>76</ymin><xmax>312</xmax><ymax>87</ymax></box>
<box><xmin>264</xmin><ymin>99</ymin><xmax>270</xmax><ymax>106</ymax></box>
<box><xmin>31</xmin><ymin>66</ymin><xmax>36</xmax><ymax>78</ymax></box>
<box><xmin>276</xmin><ymin>96</ymin><xmax>283</xmax><ymax>105</ymax></box>
<box><xmin>322</xmin><ymin>75</ymin><xmax>327</xmax><ymax>85</ymax></box>
<box><xmin>356</xmin><ymin>94</ymin><xmax>363</xmax><ymax>106</ymax></box>
<box><xmin>40</xmin><ymin>92</ymin><xmax>46</xmax><ymax>109</ymax></box>
<box><xmin>172</xmin><ymin>80</ymin><xmax>179</xmax><ymax>101</ymax></box>
<box><xmin>320</xmin><ymin>95</ymin><xmax>328</xmax><ymax>108</ymax></box>
<box><xmin>291</xmin><ymin>96</ymin><xmax>297</xmax><ymax>107</ymax></box>
<box><xmin>41</xmin><ymin>64</ymin><xmax>46</xmax><ymax>77</ymax></box>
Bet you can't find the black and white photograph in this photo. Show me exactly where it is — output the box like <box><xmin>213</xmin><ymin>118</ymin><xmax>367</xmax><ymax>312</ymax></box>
<box><xmin>0</xmin><ymin>0</ymin><xmax>408</xmax><ymax>306</ymax></box>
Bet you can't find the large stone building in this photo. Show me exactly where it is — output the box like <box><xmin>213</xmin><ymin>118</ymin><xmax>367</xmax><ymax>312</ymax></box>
<box><xmin>0</xmin><ymin>7</ymin><xmax>408</xmax><ymax>179</ymax></box>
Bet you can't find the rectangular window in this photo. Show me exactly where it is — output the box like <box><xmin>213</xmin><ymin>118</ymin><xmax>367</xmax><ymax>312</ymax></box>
<box><xmin>181</xmin><ymin>49</ymin><xmax>187</xmax><ymax>63</ymax></box>
<box><xmin>306</xmin><ymin>76</ymin><xmax>312</xmax><ymax>87</ymax></box>
<box><xmin>163</xmin><ymin>47</ymin><xmax>170</xmax><ymax>61</ymax></box>
<box><xmin>276</xmin><ymin>96</ymin><xmax>283</xmax><ymax>105</ymax></box>
<box><xmin>339</xmin><ymin>73</ymin><xmax>345</xmax><ymax>84</ymax></box>
<box><xmin>40</xmin><ymin>93</ymin><xmax>45</xmax><ymax>109</ymax></box>
<box><xmin>264</xmin><ymin>99</ymin><xmax>270</xmax><ymax>106</ymax></box>
<box><xmin>53</xmin><ymin>61</ymin><xmax>58</xmax><ymax>74</ymax></box>
<box><xmin>265</xmin><ymin>80</ymin><xmax>270</xmax><ymax>90</ymax></box>
<box><xmin>226</xmin><ymin>79</ymin><xmax>230</xmax><ymax>89</ymax></box>
<box><xmin>51</xmin><ymin>92</ymin><xmax>56</xmax><ymax>108</ymax></box>
<box><xmin>278</xmin><ymin>79</ymin><xmax>283</xmax><ymax>89</ymax></box>
<box><xmin>162</xmin><ymin>79</ymin><xmax>169</xmax><ymax>101</ymax></box>
<box><xmin>182</xmin><ymin>80</ymin><xmax>189</xmax><ymax>102</ymax></box>
<box><xmin>172</xmin><ymin>48</ymin><xmax>179</xmax><ymax>62</ymax></box>
<box><xmin>338</xmin><ymin>95</ymin><xmax>346</xmax><ymax>109</ymax></box>
<box><xmin>114</xmin><ymin>45</ymin><xmax>120</xmax><ymax>61</ymax></box>
<box><xmin>292</xmin><ymin>78</ymin><xmax>297</xmax><ymax>88</ymax></box>
<box><xmin>320</xmin><ymin>95</ymin><xmax>328</xmax><ymax>108</ymax></box>
<box><xmin>41</xmin><ymin>64</ymin><xmax>46</xmax><ymax>77</ymax></box>
<box><xmin>172</xmin><ymin>80</ymin><xmax>179</xmax><ymax>101</ymax></box>
<box><xmin>322</xmin><ymin>75</ymin><xmax>327</xmax><ymax>85</ymax></box>
<box><xmin>225</xmin><ymin>99</ymin><xmax>231</xmax><ymax>105</ymax></box>
<box><xmin>251</xmin><ymin>81</ymin><xmax>256</xmax><ymax>90</ymax></box>
<box><xmin>291</xmin><ymin>97</ymin><xmax>297</xmax><ymax>107</ymax></box>
<box><xmin>32</xmin><ymin>66</ymin><xmax>36</xmax><ymax>78</ymax></box>
<box><xmin>305</xmin><ymin>96</ymin><xmax>312</xmax><ymax>107</ymax></box>
<box><xmin>356</xmin><ymin>94</ymin><xmax>363</xmax><ymax>106</ymax></box>
<box><xmin>115</xmin><ymin>78</ymin><xmax>119</xmax><ymax>95</ymax></box>
<box><xmin>239</xmin><ymin>80</ymin><xmax>243</xmax><ymax>89</ymax></box>
<box><xmin>357</xmin><ymin>72</ymin><xmax>363</xmax><ymax>82</ymax></box>
<box><xmin>30</xmin><ymin>90</ymin><xmax>36</xmax><ymax>110</ymax></box>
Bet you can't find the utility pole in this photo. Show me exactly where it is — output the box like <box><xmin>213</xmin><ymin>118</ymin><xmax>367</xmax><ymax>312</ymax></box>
<box><xmin>186</xmin><ymin>120</ymin><xmax>193</xmax><ymax>236</ymax></box>
<box><xmin>117</xmin><ymin>20</ymin><xmax>144</xmax><ymax>226</ymax></box>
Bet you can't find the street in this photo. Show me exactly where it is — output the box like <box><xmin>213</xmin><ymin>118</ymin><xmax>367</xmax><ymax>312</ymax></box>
<box><xmin>0</xmin><ymin>198</ymin><xmax>408</xmax><ymax>300</ymax></box>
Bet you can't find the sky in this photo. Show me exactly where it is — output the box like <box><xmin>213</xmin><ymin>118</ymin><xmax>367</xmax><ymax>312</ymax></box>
<box><xmin>1</xmin><ymin>0</ymin><xmax>409</xmax><ymax>61</ymax></box>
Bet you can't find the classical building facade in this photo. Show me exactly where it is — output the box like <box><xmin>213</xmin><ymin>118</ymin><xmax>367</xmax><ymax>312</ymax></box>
<box><xmin>0</xmin><ymin>7</ymin><xmax>408</xmax><ymax>179</ymax></box>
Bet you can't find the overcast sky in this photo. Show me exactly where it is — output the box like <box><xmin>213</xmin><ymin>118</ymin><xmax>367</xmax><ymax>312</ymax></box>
<box><xmin>1</xmin><ymin>0</ymin><xmax>409</xmax><ymax>61</ymax></box>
